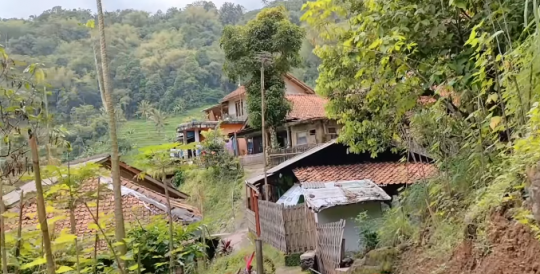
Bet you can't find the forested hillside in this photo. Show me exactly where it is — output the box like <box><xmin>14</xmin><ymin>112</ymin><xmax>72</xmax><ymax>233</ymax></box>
<box><xmin>0</xmin><ymin>0</ymin><xmax>318</xmax><ymax>158</ymax></box>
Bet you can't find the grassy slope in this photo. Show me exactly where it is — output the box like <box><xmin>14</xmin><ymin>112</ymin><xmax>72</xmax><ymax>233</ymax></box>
<box><xmin>120</xmin><ymin>106</ymin><xmax>208</xmax><ymax>149</ymax></box>
<box><xmin>119</xmin><ymin>106</ymin><xmax>208</xmax><ymax>164</ymax></box>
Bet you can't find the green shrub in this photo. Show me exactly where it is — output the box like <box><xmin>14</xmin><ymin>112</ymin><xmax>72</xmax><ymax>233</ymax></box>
<box><xmin>126</xmin><ymin>217</ymin><xmax>207</xmax><ymax>274</ymax></box>
<box><xmin>284</xmin><ymin>253</ymin><xmax>301</xmax><ymax>266</ymax></box>
<box><xmin>356</xmin><ymin>212</ymin><xmax>381</xmax><ymax>253</ymax></box>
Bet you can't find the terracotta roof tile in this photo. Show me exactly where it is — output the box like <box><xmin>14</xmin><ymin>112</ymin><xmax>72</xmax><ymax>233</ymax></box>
<box><xmin>7</xmin><ymin>178</ymin><xmax>201</xmax><ymax>237</ymax></box>
<box><xmin>285</xmin><ymin>94</ymin><xmax>328</xmax><ymax>121</ymax></box>
<box><xmin>220</xmin><ymin>73</ymin><xmax>315</xmax><ymax>103</ymax></box>
<box><xmin>418</xmin><ymin>96</ymin><xmax>437</xmax><ymax>105</ymax></box>
<box><xmin>293</xmin><ymin>162</ymin><xmax>437</xmax><ymax>185</ymax></box>
<box><xmin>221</xmin><ymin>86</ymin><xmax>246</xmax><ymax>103</ymax></box>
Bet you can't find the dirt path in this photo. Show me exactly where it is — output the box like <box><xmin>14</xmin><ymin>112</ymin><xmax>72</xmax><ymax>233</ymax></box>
<box><xmin>275</xmin><ymin>266</ymin><xmax>304</xmax><ymax>274</ymax></box>
<box><xmin>214</xmin><ymin>229</ymin><xmax>251</xmax><ymax>251</ymax></box>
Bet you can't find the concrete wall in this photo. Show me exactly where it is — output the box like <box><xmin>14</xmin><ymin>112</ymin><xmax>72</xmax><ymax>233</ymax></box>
<box><xmin>228</xmin><ymin>100</ymin><xmax>237</xmax><ymax>117</ymax></box>
<box><xmin>227</xmin><ymin>97</ymin><xmax>247</xmax><ymax>120</ymax></box>
<box><xmin>284</xmin><ymin>78</ymin><xmax>306</xmax><ymax>94</ymax></box>
<box><xmin>288</xmin><ymin>120</ymin><xmax>341</xmax><ymax>147</ymax></box>
<box><xmin>316</xmin><ymin>202</ymin><xmax>383</xmax><ymax>252</ymax></box>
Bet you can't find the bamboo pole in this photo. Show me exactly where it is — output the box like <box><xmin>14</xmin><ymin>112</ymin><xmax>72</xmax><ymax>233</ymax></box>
<box><xmin>29</xmin><ymin>131</ymin><xmax>55</xmax><ymax>274</ymax></box>
<box><xmin>93</xmin><ymin>178</ymin><xmax>100</xmax><ymax>274</ymax></box>
<box><xmin>162</xmin><ymin>167</ymin><xmax>176</xmax><ymax>274</ymax></box>
<box><xmin>67</xmin><ymin>157</ymin><xmax>81</xmax><ymax>274</ymax></box>
<box><xmin>14</xmin><ymin>190</ymin><xmax>24</xmax><ymax>274</ymax></box>
<box><xmin>95</xmin><ymin>0</ymin><xmax>127</xmax><ymax>258</ymax></box>
<box><xmin>0</xmin><ymin>179</ymin><xmax>8</xmax><ymax>274</ymax></box>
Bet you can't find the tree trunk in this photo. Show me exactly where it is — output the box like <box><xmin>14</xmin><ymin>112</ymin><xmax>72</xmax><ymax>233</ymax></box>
<box><xmin>93</xmin><ymin>178</ymin><xmax>100</xmax><ymax>274</ymax></box>
<box><xmin>95</xmin><ymin>0</ymin><xmax>127</xmax><ymax>257</ymax></box>
<box><xmin>92</xmin><ymin>40</ymin><xmax>107</xmax><ymax>111</ymax></box>
<box><xmin>29</xmin><ymin>132</ymin><xmax>55</xmax><ymax>274</ymax></box>
<box><xmin>69</xmin><ymin>199</ymin><xmax>81</xmax><ymax>274</ymax></box>
<box><xmin>0</xmin><ymin>180</ymin><xmax>8</xmax><ymax>274</ymax></box>
<box><xmin>68</xmin><ymin>158</ymin><xmax>80</xmax><ymax>274</ymax></box>
<box><xmin>43</xmin><ymin>87</ymin><xmax>53</xmax><ymax>165</ymax></box>
<box><xmin>14</xmin><ymin>191</ymin><xmax>24</xmax><ymax>274</ymax></box>
<box><xmin>268</xmin><ymin>126</ymin><xmax>278</xmax><ymax>149</ymax></box>
<box><xmin>528</xmin><ymin>164</ymin><xmax>540</xmax><ymax>222</ymax></box>
<box><xmin>162</xmin><ymin>169</ymin><xmax>176</xmax><ymax>274</ymax></box>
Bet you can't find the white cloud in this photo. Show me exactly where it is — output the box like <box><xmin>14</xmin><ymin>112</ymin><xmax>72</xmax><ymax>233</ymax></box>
<box><xmin>0</xmin><ymin>0</ymin><xmax>263</xmax><ymax>19</ymax></box>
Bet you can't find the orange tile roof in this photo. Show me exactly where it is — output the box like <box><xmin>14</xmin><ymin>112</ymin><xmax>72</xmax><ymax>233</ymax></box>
<box><xmin>7</xmin><ymin>178</ymin><xmax>201</xmax><ymax>236</ymax></box>
<box><xmin>418</xmin><ymin>96</ymin><xmax>437</xmax><ymax>105</ymax></box>
<box><xmin>293</xmin><ymin>162</ymin><xmax>437</xmax><ymax>185</ymax></box>
<box><xmin>286</xmin><ymin>94</ymin><xmax>328</xmax><ymax>121</ymax></box>
<box><xmin>220</xmin><ymin>73</ymin><xmax>314</xmax><ymax>103</ymax></box>
<box><xmin>221</xmin><ymin>86</ymin><xmax>246</xmax><ymax>103</ymax></box>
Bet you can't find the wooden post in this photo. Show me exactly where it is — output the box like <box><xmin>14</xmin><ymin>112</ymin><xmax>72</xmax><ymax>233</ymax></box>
<box><xmin>261</xmin><ymin>60</ymin><xmax>269</xmax><ymax>201</ymax></box>
<box><xmin>255</xmin><ymin>239</ymin><xmax>264</xmax><ymax>274</ymax></box>
<box><xmin>286</xmin><ymin>125</ymin><xmax>292</xmax><ymax>148</ymax></box>
<box><xmin>340</xmin><ymin>238</ymin><xmax>345</xmax><ymax>261</ymax></box>
<box><xmin>254</xmin><ymin>193</ymin><xmax>261</xmax><ymax>237</ymax></box>
<box><xmin>234</xmin><ymin>132</ymin><xmax>239</xmax><ymax>156</ymax></box>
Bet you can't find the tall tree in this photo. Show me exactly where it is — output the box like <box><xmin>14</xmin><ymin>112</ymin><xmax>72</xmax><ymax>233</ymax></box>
<box><xmin>302</xmin><ymin>0</ymin><xmax>529</xmax><ymax>155</ymax></box>
<box><xmin>136</xmin><ymin>100</ymin><xmax>154</xmax><ymax>119</ymax></box>
<box><xmin>0</xmin><ymin>45</ymin><xmax>54</xmax><ymax>274</ymax></box>
<box><xmin>219</xmin><ymin>2</ymin><xmax>244</xmax><ymax>25</ymax></box>
<box><xmin>95</xmin><ymin>0</ymin><xmax>127</xmax><ymax>257</ymax></box>
<box><xmin>221</xmin><ymin>6</ymin><xmax>304</xmax><ymax>148</ymax></box>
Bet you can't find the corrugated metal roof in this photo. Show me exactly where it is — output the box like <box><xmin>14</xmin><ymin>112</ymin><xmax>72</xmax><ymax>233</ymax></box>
<box><xmin>3</xmin><ymin>155</ymin><xmax>109</xmax><ymax>207</ymax></box>
<box><xmin>245</xmin><ymin>139</ymin><xmax>337</xmax><ymax>186</ymax></box>
<box><xmin>275</xmin><ymin>180</ymin><xmax>391</xmax><ymax>212</ymax></box>
<box><xmin>305</xmin><ymin>180</ymin><xmax>390</xmax><ymax>212</ymax></box>
<box><xmin>276</xmin><ymin>184</ymin><xmax>303</xmax><ymax>206</ymax></box>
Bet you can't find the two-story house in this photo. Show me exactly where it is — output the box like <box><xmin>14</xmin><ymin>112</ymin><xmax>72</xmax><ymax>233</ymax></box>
<box><xmin>176</xmin><ymin>73</ymin><xmax>339</xmax><ymax>157</ymax></box>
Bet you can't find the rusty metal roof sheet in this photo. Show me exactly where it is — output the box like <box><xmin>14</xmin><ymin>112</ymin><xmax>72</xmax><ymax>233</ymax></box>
<box><xmin>276</xmin><ymin>180</ymin><xmax>391</xmax><ymax>212</ymax></box>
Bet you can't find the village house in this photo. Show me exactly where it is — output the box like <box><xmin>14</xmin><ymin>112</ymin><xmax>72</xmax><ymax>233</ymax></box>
<box><xmin>175</xmin><ymin>73</ymin><xmax>337</xmax><ymax>163</ymax></box>
<box><xmin>3</xmin><ymin>154</ymin><xmax>201</xmax><ymax>236</ymax></box>
<box><xmin>245</xmin><ymin>140</ymin><xmax>436</xmax><ymax>253</ymax></box>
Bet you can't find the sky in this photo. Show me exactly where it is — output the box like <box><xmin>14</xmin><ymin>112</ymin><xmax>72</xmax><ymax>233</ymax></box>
<box><xmin>0</xmin><ymin>0</ymin><xmax>264</xmax><ymax>19</ymax></box>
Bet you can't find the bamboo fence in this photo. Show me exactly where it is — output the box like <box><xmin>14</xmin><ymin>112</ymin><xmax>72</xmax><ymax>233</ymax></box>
<box><xmin>316</xmin><ymin>220</ymin><xmax>346</xmax><ymax>274</ymax></box>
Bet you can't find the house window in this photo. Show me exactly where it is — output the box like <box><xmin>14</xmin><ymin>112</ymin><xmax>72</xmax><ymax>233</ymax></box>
<box><xmin>327</xmin><ymin>127</ymin><xmax>337</xmax><ymax>134</ymax></box>
<box><xmin>235</xmin><ymin>100</ymin><xmax>244</xmax><ymax>117</ymax></box>
<box><xmin>309</xmin><ymin>129</ymin><xmax>316</xmax><ymax>136</ymax></box>
<box><xmin>296</xmin><ymin>132</ymin><xmax>308</xmax><ymax>145</ymax></box>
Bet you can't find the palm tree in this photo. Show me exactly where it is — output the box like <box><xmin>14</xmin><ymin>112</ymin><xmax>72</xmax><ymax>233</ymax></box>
<box><xmin>149</xmin><ymin>109</ymin><xmax>168</xmax><ymax>134</ymax></box>
<box><xmin>136</xmin><ymin>100</ymin><xmax>154</xmax><ymax>120</ymax></box>
<box><xmin>172</xmin><ymin>99</ymin><xmax>186</xmax><ymax>115</ymax></box>
<box><xmin>95</xmin><ymin>0</ymin><xmax>127</xmax><ymax>258</ymax></box>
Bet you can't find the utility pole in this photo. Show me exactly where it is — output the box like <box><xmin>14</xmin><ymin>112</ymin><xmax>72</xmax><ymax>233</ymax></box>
<box><xmin>254</xmin><ymin>52</ymin><xmax>273</xmax><ymax>274</ymax></box>
<box><xmin>255</xmin><ymin>52</ymin><xmax>273</xmax><ymax>202</ymax></box>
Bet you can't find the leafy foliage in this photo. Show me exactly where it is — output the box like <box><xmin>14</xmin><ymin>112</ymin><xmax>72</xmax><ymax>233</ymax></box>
<box><xmin>200</xmin><ymin>128</ymin><xmax>241</xmax><ymax>177</ymax></box>
<box><xmin>221</xmin><ymin>6</ymin><xmax>304</xmax><ymax>139</ymax></box>
<box><xmin>126</xmin><ymin>218</ymin><xmax>206</xmax><ymax>274</ymax></box>
<box><xmin>356</xmin><ymin>212</ymin><xmax>380</xmax><ymax>253</ymax></box>
<box><xmin>303</xmin><ymin>0</ymin><xmax>540</xmax><ymax>259</ymax></box>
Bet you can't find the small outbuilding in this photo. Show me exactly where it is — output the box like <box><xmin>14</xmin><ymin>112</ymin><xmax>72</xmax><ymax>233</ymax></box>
<box><xmin>277</xmin><ymin>180</ymin><xmax>391</xmax><ymax>252</ymax></box>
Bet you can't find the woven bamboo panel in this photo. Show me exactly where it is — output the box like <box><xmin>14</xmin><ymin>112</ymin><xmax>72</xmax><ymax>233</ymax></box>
<box><xmin>245</xmin><ymin>209</ymin><xmax>256</xmax><ymax>234</ymax></box>
<box><xmin>316</xmin><ymin>220</ymin><xmax>345</xmax><ymax>274</ymax></box>
<box><xmin>258</xmin><ymin>200</ymin><xmax>287</xmax><ymax>252</ymax></box>
<box><xmin>283</xmin><ymin>204</ymin><xmax>317</xmax><ymax>254</ymax></box>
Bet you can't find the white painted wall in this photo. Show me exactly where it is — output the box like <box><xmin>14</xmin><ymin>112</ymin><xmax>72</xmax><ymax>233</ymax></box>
<box><xmin>316</xmin><ymin>202</ymin><xmax>383</xmax><ymax>252</ymax></box>
<box><xmin>284</xmin><ymin>78</ymin><xmax>307</xmax><ymax>94</ymax></box>
<box><xmin>227</xmin><ymin>96</ymin><xmax>247</xmax><ymax>120</ymax></box>
<box><xmin>228</xmin><ymin>100</ymin><xmax>237</xmax><ymax>117</ymax></box>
